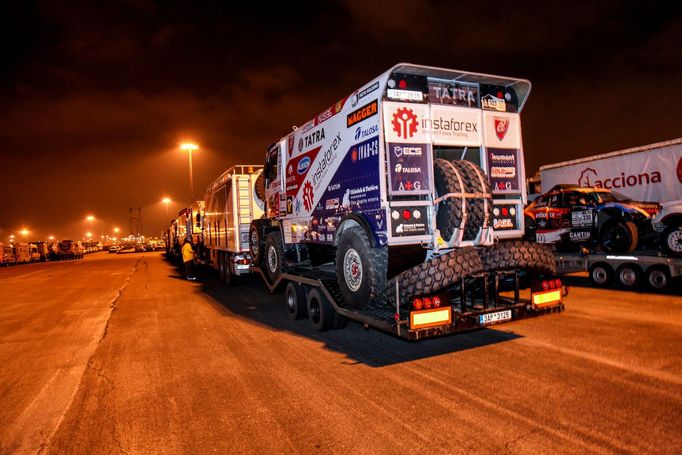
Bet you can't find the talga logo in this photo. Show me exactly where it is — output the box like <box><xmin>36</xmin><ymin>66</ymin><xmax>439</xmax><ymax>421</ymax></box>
<box><xmin>297</xmin><ymin>156</ymin><xmax>311</xmax><ymax>174</ymax></box>
<box><xmin>354</xmin><ymin>124</ymin><xmax>379</xmax><ymax>140</ymax></box>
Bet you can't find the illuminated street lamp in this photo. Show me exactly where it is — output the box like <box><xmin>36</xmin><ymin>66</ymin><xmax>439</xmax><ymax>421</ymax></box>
<box><xmin>86</xmin><ymin>232</ymin><xmax>92</xmax><ymax>239</ymax></box>
<box><xmin>20</xmin><ymin>229</ymin><xmax>29</xmax><ymax>240</ymax></box>
<box><xmin>180</xmin><ymin>143</ymin><xmax>199</xmax><ymax>201</ymax></box>
<box><xmin>48</xmin><ymin>236</ymin><xmax>55</xmax><ymax>241</ymax></box>
<box><xmin>9</xmin><ymin>234</ymin><xmax>15</xmax><ymax>243</ymax></box>
<box><xmin>162</xmin><ymin>197</ymin><xmax>171</xmax><ymax>220</ymax></box>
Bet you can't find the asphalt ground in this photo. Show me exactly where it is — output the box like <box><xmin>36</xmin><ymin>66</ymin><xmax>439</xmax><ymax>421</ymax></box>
<box><xmin>0</xmin><ymin>252</ymin><xmax>681</xmax><ymax>454</ymax></box>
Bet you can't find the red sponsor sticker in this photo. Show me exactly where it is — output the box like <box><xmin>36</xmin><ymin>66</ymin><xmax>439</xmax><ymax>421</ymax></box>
<box><xmin>494</xmin><ymin>117</ymin><xmax>509</xmax><ymax>141</ymax></box>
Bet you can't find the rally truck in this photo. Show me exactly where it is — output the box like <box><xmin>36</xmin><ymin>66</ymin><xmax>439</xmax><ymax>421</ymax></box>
<box><xmin>202</xmin><ymin>165</ymin><xmax>264</xmax><ymax>284</ymax></box>
<box><xmin>249</xmin><ymin>63</ymin><xmax>563</xmax><ymax>340</ymax></box>
<box><xmin>167</xmin><ymin>202</ymin><xmax>204</xmax><ymax>260</ymax></box>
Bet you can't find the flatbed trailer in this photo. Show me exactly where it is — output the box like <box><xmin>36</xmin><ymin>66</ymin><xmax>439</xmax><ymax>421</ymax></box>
<box><xmin>556</xmin><ymin>250</ymin><xmax>682</xmax><ymax>290</ymax></box>
<box><xmin>252</xmin><ymin>265</ymin><xmax>564</xmax><ymax>341</ymax></box>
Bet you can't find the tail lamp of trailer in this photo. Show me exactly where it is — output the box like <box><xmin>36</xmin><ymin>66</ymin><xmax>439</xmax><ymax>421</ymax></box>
<box><xmin>237</xmin><ymin>258</ymin><xmax>250</xmax><ymax>265</ymax></box>
<box><xmin>531</xmin><ymin>278</ymin><xmax>563</xmax><ymax>308</ymax></box>
<box><xmin>409</xmin><ymin>294</ymin><xmax>451</xmax><ymax>329</ymax></box>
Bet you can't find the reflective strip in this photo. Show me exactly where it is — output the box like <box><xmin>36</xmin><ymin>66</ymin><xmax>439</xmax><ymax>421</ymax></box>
<box><xmin>411</xmin><ymin>308</ymin><xmax>452</xmax><ymax>329</ymax></box>
<box><xmin>532</xmin><ymin>289</ymin><xmax>562</xmax><ymax>307</ymax></box>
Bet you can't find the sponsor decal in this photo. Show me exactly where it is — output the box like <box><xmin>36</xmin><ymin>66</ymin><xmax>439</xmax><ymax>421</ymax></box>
<box><xmin>577</xmin><ymin>167</ymin><xmax>663</xmax><ymax>189</ymax></box>
<box><xmin>325</xmin><ymin>198</ymin><xmax>339</xmax><ymax>210</ymax></box>
<box><xmin>327</xmin><ymin>182</ymin><xmax>340</xmax><ymax>191</ymax></box>
<box><xmin>299</xmin><ymin>128</ymin><xmax>326</xmax><ymax>152</ymax></box>
<box><xmin>350</xmin><ymin>137</ymin><xmax>379</xmax><ymax>164</ymax></box>
<box><xmin>428</xmin><ymin>81</ymin><xmax>478</xmax><ymax>107</ymax></box>
<box><xmin>351</xmin><ymin>81</ymin><xmax>380</xmax><ymax>108</ymax></box>
<box><xmin>286</xmin><ymin>196</ymin><xmax>293</xmax><ymax>214</ymax></box>
<box><xmin>390</xmin><ymin>207</ymin><xmax>428</xmax><ymax>237</ymax></box>
<box><xmin>481</xmin><ymin>93</ymin><xmax>506</xmax><ymax>112</ymax></box>
<box><xmin>494</xmin><ymin>117</ymin><xmax>509</xmax><ymax>141</ymax></box>
<box><xmin>354</xmin><ymin>124</ymin><xmax>379</xmax><ymax>141</ymax></box>
<box><xmin>569</xmin><ymin>231</ymin><xmax>591</xmax><ymax>241</ymax></box>
<box><xmin>391</xmin><ymin>108</ymin><xmax>419</xmax><ymax>139</ymax></box>
<box><xmin>492</xmin><ymin>206</ymin><xmax>517</xmax><ymax>230</ymax></box>
<box><xmin>387</xmin><ymin>143</ymin><xmax>431</xmax><ymax>194</ymax></box>
<box><xmin>287</xmin><ymin>134</ymin><xmax>295</xmax><ymax>156</ymax></box>
<box><xmin>571</xmin><ymin>210</ymin><xmax>593</xmax><ymax>228</ymax></box>
<box><xmin>302</xmin><ymin>181</ymin><xmax>314</xmax><ymax>211</ymax></box>
<box><xmin>426</xmin><ymin>106</ymin><xmax>481</xmax><ymax>146</ymax></box>
<box><xmin>312</xmin><ymin>133</ymin><xmax>342</xmax><ymax>187</ymax></box>
<box><xmin>297</xmin><ymin>156</ymin><xmax>311</xmax><ymax>174</ymax></box>
<box><xmin>487</xmin><ymin>148</ymin><xmax>520</xmax><ymax>192</ymax></box>
<box><xmin>347</xmin><ymin>100</ymin><xmax>378</xmax><ymax>127</ymax></box>
<box><xmin>387</xmin><ymin>89</ymin><xmax>424</xmax><ymax>102</ymax></box>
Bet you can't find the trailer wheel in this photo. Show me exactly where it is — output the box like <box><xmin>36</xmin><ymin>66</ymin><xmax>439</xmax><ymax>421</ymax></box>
<box><xmin>306</xmin><ymin>288</ymin><xmax>335</xmax><ymax>331</ymax></box>
<box><xmin>249</xmin><ymin>223</ymin><xmax>264</xmax><ymax>266</ymax></box>
<box><xmin>646</xmin><ymin>266</ymin><xmax>670</xmax><ymax>290</ymax></box>
<box><xmin>589</xmin><ymin>263</ymin><xmax>613</xmax><ymax>286</ymax></box>
<box><xmin>335</xmin><ymin>226</ymin><xmax>387</xmax><ymax>309</ymax></box>
<box><xmin>285</xmin><ymin>282</ymin><xmax>307</xmax><ymax>320</ymax></box>
<box><xmin>616</xmin><ymin>263</ymin><xmax>641</xmax><ymax>288</ymax></box>
<box><xmin>265</xmin><ymin>231</ymin><xmax>285</xmax><ymax>283</ymax></box>
<box><xmin>601</xmin><ymin>220</ymin><xmax>638</xmax><ymax>253</ymax></box>
<box><xmin>219</xmin><ymin>252</ymin><xmax>236</xmax><ymax>286</ymax></box>
<box><xmin>661</xmin><ymin>223</ymin><xmax>682</xmax><ymax>258</ymax></box>
<box><xmin>387</xmin><ymin>247</ymin><xmax>483</xmax><ymax>307</ymax></box>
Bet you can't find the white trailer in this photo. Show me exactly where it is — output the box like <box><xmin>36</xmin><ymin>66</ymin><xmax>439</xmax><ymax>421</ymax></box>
<box><xmin>540</xmin><ymin>138</ymin><xmax>682</xmax><ymax>257</ymax></box>
<box><xmin>203</xmin><ymin>165</ymin><xmax>264</xmax><ymax>284</ymax></box>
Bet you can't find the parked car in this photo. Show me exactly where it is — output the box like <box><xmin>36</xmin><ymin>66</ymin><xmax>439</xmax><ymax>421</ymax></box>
<box><xmin>108</xmin><ymin>244</ymin><xmax>120</xmax><ymax>253</ymax></box>
<box><xmin>525</xmin><ymin>184</ymin><xmax>659</xmax><ymax>253</ymax></box>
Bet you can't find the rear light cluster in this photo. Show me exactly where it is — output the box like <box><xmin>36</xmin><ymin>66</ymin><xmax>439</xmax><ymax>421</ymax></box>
<box><xmin>411</xmin><ymin>295</ymin><xmax>443</xmax><ymax>310</ymax></box>
<box><xmin>539</xmin><ymin>278</ymin><xmax>562</xmax><ymax>291</ymax></box>
<box><xmin>237</xmin><ymin>258</ymin><xmax>250</xmax><ymax>265</ymax></box>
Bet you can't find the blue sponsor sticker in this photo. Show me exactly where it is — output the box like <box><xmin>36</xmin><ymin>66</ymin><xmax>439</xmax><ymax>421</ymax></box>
<box><xmin>297</xmin><ymin>156</ymin><xmax>311</xmax><ymax>174</ymax></box>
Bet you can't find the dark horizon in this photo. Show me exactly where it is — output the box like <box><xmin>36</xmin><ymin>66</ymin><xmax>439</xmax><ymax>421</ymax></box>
<box><xmin>2</xmin><ymin>1</ymin><xmax>681</xmax><ymax>241</ymax></box>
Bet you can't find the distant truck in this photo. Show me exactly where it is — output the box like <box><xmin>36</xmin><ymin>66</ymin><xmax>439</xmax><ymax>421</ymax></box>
<box><xmin>56</xmin><ymin>240</ymin><xmax>83</xmax><ymax>260</ymax></box>
<box><xmin>249</xmin><ymin>63</ymin><xmax>563</xmax><ymax>339</ymax></box>
<box><xmin>539</xmin><ymin>138</ymin><xmax>682</xmax><ymax>257</ymax></box>
<box><xmin>14</xmin><ymin>242</ymin><xmax>32</xmax><ymax>263</ymax></box>
<box><xmin>168</xmin><ymin>202</ymin><xmax>205</xmax><ymax>259</ymax></box>
<box><xmin>202</xmin><ymin>165</ymin><xmax>264</xmax><ymax>284</ymax></box>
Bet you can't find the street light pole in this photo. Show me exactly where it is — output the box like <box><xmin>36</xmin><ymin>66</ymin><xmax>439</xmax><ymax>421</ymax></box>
<box><xmin>180</xmin><ymin>143</ymin><xmax>199</xmax><ymax>202</ymax></box>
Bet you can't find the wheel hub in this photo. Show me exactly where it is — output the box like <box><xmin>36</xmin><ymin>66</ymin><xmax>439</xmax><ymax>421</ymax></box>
<box><xmin>593</xmin><ymin>267</ymin><xmax>608</xmax><ymax>284</ymax></box>
<box><xmin>620</xmin><ymin>269</ymin><xmax>637</xmax><ymax>286</ymax></box>
<box><xmin>668</xmin><ymin>230</ymin><xmax>682</xmax><ymax>253</ymax></box>
<box><xmin>343</xmin><ymin>248</ymin><xmax>363</xmax><ymax>292</ymax></box>
<box><xmin>267</xmin><ymin>245</ymin><xmax>277</xmax><ymax>273</ymax></box>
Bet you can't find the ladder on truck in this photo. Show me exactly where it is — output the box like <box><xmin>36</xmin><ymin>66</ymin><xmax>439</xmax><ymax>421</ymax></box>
<box><xmin>235</xmin><ymin>175</ymin><xmax>254</xmax><ymax>252</ymax></box>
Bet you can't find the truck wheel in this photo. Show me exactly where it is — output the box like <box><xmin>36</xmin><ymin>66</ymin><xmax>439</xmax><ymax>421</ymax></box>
<box><xmin>219</xmin><ymin>252</ymin><xmax>236</xmax><ymax>286</ymax></box>
<box><xmin>387</xmin><ymin>247</ymin><xmax>483</xmax><ymax>307</ymax></box>
<box><xmin>285</xmin><ymin>282</ymin><xmax>307</xmax><ymax>320</ymax></box>
<box><xmin>601</xmin><ymin>220</ymin><xmax>638</xmax><ymax>253</ymax></box>
<box><xmin>616</xmin><ymin>263</ymin><xmax>641</xmax><ymax>288</ymax></box>
<box><xmin>254</xmin><ymin>172</ymin><xmax>266</xmax><ymax>204</ymax></box>
<box><xmin>433</xmin><ymin>158</ymin><xmax>465</xmax><ymax>243</ymax></box>
<box><xmin>661</xmin><ymin>223</ymin><xmax>682</xmax><ymax>258</ymax></box>
<box><xmin>249</xmin><ymin>223</ymin><xmax>264</xmax><ymax>266</ymax></box>
<box><xmin>265</xmin><ymin>231</ymin><xmax>284</xmax><ymax>283</ymax></box>
<box><xmin>589</xmin><ymin>263</ymin><xmax>613</xmax><ymax>286</ymax></box>
<box><xmin>646</xmin><ymin>266</ymin><xmax>670</xmax><ymax>290</ymax></box>
<box><xmin>335</xmin><ymin>226</ymin><xmax>387</xmax><ymax>309</ymax></box>
<box><xmin>450</xmin><ymin>160</ymin><xmax>493</xmax><ymax>241</ymax></box>
<box><xmin>478</xmin><ymin>240</ymin><xmax>557</xmax><ymax>275</ymax></box>
<box><xmin>306</xmin><ymin>288</ymin><xmax>335</xmax><ymax>331</ymax></box>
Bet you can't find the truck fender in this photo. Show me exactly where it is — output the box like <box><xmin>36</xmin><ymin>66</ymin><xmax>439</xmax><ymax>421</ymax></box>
<box><xmin>335</xmin><ymin>214</ymin><xmax>378</xmax><ymax>248</ymax></box>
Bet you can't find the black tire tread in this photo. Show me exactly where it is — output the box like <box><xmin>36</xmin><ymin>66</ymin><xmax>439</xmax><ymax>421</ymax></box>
<box><xmin>478</xmin><ymin>240</ymin><xmax>557</xmax><ymax>276</ymax></box>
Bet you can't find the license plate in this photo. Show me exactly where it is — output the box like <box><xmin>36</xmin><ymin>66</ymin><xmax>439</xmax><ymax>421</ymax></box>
<box><xmin>479</xmin><ymin>310</ymin><xmax>512</xmax><ymax>326</ymax></box>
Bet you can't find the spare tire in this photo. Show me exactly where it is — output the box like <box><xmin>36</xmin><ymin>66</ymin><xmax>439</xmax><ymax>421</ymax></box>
<box><xmin>254</xmin><ymin>172</ymin><xmax>265</xmax><ymax>204</ymax></box>
<box><xmin>386</xmin><ymin>247</ymin><xmax>483</xmax><ymax>307</ymax></box>
<box><xmin>478</xmin><ymin>240</ymin><xmax>557</xmax><ymax>276</ymax></box>
<box><xmin>434</xmin><ymin>158</ymin><xmax>465</xmax><ymax>243</ymax></box>
<box><xmin>450</xmin><ymin>160</ymin><xmax>493</xmax><ymax>241</ymax></box>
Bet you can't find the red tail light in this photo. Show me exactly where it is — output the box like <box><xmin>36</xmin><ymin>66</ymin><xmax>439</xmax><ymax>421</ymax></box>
<box><xmin>403</xmin><ymin>210</ymin><xmax>411</xmax><ymax>220</ymax></box>
<box><xmin>542</xmin><ymin>280</ymin><xmax>549</xmax><ymax>291</ymax></box>
<box><xmin>432</xmin><ymin>296</ymin><xmax>441</xmax><ymax>308</ymax></box>
<box><xmin>555</xmin><ymin>279</ymin><xmax>562</xmax><ymax>288</ymax></box>
<box><xmin>413</xmin><ymin>298</ymin><xmax>423</xmax><ymax>310</ymax></box>
<box><xmin>423</xmin><ymin>297</ymin><xmax>432</xmax><ymax>309</ymax></box>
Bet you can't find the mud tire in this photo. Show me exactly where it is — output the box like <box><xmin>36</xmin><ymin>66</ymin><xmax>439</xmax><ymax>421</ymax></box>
<box><xmin>450</xmin><ymin>160</ymin><xmax>492</xmax><ymax>241</ymax></box>
<box><xmin>600</xmin><ymin>220</ymin><xmax>638</xmax><ymax>253</ymax></box>
<box><xmin>478</xmin><ymin>240</ymin><xmax>557</xmax><ymax>276</ymax></box>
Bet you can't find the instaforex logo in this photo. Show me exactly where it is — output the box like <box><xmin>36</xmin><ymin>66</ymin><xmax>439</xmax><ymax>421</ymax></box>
<box><xmin>578</xmin><ymin>167</ymin><xmax>662</xmax><ymax>189</ymax></box>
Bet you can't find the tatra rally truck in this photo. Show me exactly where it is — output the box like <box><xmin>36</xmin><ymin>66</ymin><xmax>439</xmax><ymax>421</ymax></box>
<box><xmin>249</xmin><ymin>63</ymin><xmax>564</xmax><ymax>340</ymax></box>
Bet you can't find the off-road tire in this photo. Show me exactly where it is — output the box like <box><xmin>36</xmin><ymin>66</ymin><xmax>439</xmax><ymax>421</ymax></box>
<box><xmin>335</xmin><ymin>226</ymin><xmax>387</xmax><ymax>309</ymax></box>
<box><xmin>254</xmin><ymin>172</ymin><xmax>265</xmax><ymax>204</ymax></box>
<box><xmin>264</xmin><ymin>231</ymin><xmax>285</xmax><ymax>283</ymax></box>
<box><xmin>249</xmin><ymin>222</ymin><xmax>264</xmax><ymax>267</ymax></box>
<box><xmin>433</xmin><ymin>158</ymin><xmax>465</xmax><ymax>243</ymax></box>
<box><xmin>661</xmin><ymin>223</ymin><xmax>682</xmax><ymax>258</ymax></box>
<box><xmin>600</xmin><ymin>220</ymin><xmax>638</xmax><ymax>253</ymax></box>
<box><xmin>285</xmin><ymin>282</ymin><xmax>307</xmax><ymax>320</ymax></box>
<box><xmin>450</xmin><ymin>160</ymin><xmax>492</xmax><ymax>241</ymax></box>
<box><xmin>387</xmin><ymin>247</ymin><xmax>483</xmax><ymax>306</ymax></box>
<box><xmin>306</xmin><ymin>288</ymin><xmax>336</xmax><ymax>332</ymax></box>
<box><xmin>478</xmin><ymin>240</ymin><xmax>557</xmax><ymax>276</ymax></box>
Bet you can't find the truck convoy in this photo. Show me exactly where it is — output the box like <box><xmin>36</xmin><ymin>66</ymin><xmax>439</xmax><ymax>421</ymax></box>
<box><xmin>536</xmin><ymin>138</ymin><xmax>682</xmax><ymax>289</ymax></box>
<box><xmin>246</xmin><ymin>63</ymin><xmax>563</xmax><ymax>339</ymax></box>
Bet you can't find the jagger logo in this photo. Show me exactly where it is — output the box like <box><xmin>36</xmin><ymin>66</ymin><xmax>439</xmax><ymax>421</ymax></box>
<box><xmin>299</xmin><ymin>128</ymin><xmax>325</xmax><ymax>151</ymax></box>
<box><xmin>347</xmin><ymin>100</ymin><xmax>378</xmax><ymax>127</ymax></box>
<box><xmin>494</xmin><ymin>117</ymin><xmax>509</xmax><ymax>140</ymax></box>
<box><xmin>391</xmin><ymin>107</ymin><xmax>419</xmax><ymax>139</ymax></box>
